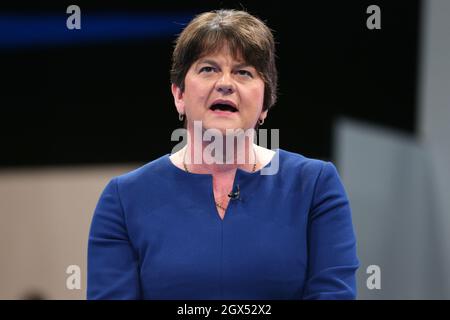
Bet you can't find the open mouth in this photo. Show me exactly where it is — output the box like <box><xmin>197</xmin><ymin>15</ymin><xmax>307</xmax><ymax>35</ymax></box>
<box><xmin>209</xmin><ymin>103</ymin><xmax>238</xmax><ymax>113</ymax></box>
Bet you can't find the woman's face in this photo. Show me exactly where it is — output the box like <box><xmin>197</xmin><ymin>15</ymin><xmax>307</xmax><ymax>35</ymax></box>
<box><xmin>172</xmin><ymin>44</ymin><xmax>267</xmax><ymax>134</ymax></box>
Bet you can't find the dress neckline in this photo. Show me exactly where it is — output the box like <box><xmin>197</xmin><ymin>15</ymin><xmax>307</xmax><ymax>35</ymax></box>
<box><xmin>165</xmin><ymin>148</ymin><xmax>280</xmax><ymax>178</ymax></box>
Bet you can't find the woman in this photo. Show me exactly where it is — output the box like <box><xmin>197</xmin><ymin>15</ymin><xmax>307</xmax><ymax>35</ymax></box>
<box><xmin>87</xmin><ymin>9</ymin><xmax>359</xmax><ymax>300</ymax></box>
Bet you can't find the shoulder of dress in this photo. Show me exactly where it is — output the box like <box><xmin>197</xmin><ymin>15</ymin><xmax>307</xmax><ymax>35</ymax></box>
<box><xmin>276</xmin><ymin>148</ymin><xmax>328</xmax><ymax>174</ymax></box>
<box><xmin>115</xmin><ymin>154</ymin><xmax>170</xmax><ymax>186</ymax></box>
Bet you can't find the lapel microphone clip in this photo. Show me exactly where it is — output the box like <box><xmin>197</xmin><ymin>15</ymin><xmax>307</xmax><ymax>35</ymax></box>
<box><xmin>228</xmin><ymin>184</ymin><xmax>240</xmax><ymax>200</ymax></box>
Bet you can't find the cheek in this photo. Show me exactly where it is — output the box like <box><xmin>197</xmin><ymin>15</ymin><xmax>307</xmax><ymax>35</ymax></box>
<box><xmin>184</xmin><ymin>78</ymin><xmax>210</xmax><ymax>103</ymax></box>
<box><xmin>248</xmin><ymin>83</ymin><xmax>265</xmax><ymax>111</ymax></box>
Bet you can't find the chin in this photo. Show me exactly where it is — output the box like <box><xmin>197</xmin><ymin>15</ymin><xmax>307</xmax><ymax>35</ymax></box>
<box><xmin>203</xmin><ymin>120</ymin><xmax>236</xmax><ymax>131</ymax></box>
<box><xmin>200</xmin><ymin>118</ymin><xmax>254</xmax><ymax>135</ymax></box>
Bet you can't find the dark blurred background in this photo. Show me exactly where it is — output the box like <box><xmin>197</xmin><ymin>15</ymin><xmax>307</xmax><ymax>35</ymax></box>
<box><xmin>0</xmin><ymin>0</ymin><xmax>420</xmax><ymax>167</ymax></box>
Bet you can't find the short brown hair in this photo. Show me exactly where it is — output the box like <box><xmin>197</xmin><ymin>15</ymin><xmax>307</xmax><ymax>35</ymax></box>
<box><xmin>170</xmin><ymin>9</ymin><xmax>278</xmax><ymax>112</ymax></box>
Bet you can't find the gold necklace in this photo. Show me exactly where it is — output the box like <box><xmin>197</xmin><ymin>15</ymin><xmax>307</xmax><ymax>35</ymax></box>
<box><xmin>182</xmin><ymin>148</ymin><xmax>257</xmax><ymax>211</ymax></box>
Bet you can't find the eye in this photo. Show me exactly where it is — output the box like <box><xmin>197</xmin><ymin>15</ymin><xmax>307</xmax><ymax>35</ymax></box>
<box><xmin>199</xmin><ymin>66</ymin><xmax>216</xmax><ymax>73</ymax></box>
<box><xmin>237</xmin><ymin>69</ymin><xmax>253</xmax><ymax>78</ymax></box>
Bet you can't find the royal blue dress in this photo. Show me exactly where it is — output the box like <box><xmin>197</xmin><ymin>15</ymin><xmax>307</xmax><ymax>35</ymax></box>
<box><xmin>87</xmin><ymin>149</ymin><xmax>359</xmax><ymax>299</ymax></box>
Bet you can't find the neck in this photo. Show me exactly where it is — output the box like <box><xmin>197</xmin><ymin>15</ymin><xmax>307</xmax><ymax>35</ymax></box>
<box><xmin>183</xmin><ymin>128</ymin><xmax>257</xmax><ymax>175</ymax></box>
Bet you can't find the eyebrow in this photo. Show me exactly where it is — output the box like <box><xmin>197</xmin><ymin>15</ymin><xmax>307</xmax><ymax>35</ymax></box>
<box><xmin>197</xmin><ymin>59</ymin><xmax>253</xmax><ymax>69</ymax></box>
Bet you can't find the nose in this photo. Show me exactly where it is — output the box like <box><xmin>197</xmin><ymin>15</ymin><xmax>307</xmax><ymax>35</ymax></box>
<box><xmin>215</xmin><ymin>74</ymin><xmax>235</xmax><ymax>95</ymax></box>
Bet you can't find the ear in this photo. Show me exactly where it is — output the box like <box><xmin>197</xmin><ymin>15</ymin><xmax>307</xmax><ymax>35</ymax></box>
<box><xmin>171</xmin><ymin>83</ymin><xmax>185</xmax><ymax>115</ymax></box>
<box><xmin>259</xmin><ymin>109</ymin><xmax>268</xmax><ymax>122</ymax></box>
